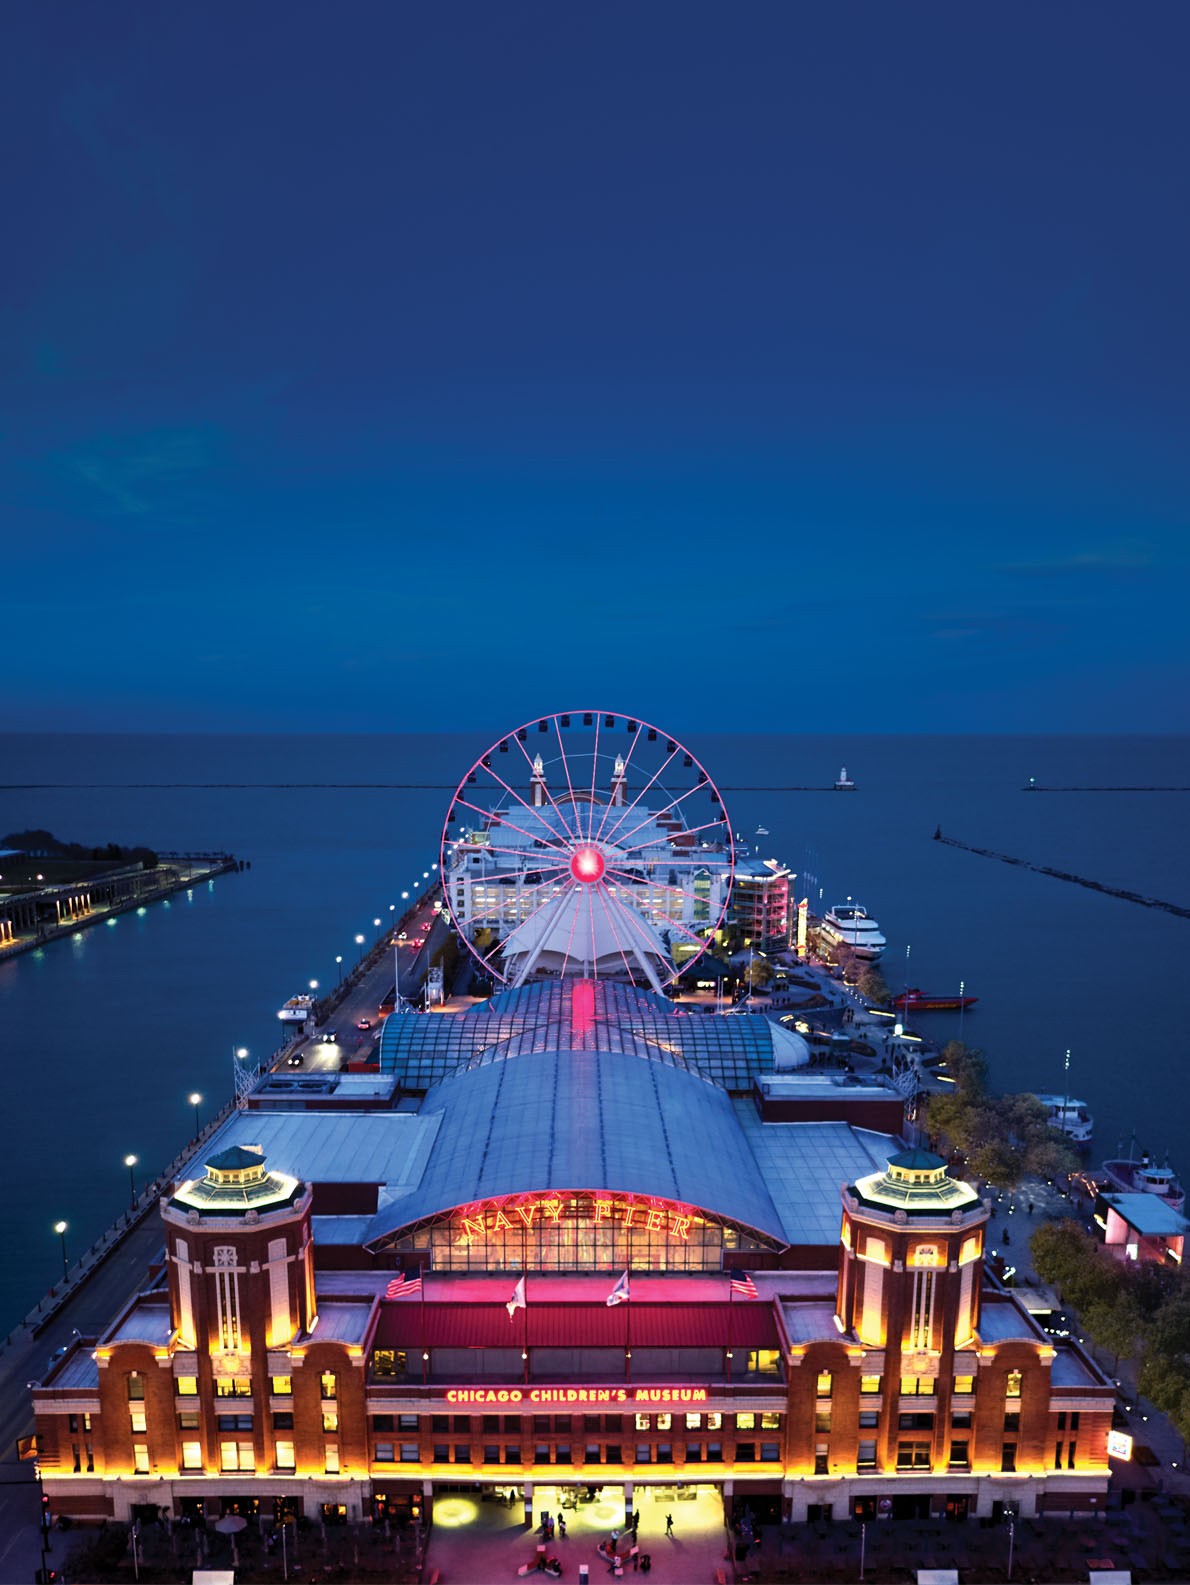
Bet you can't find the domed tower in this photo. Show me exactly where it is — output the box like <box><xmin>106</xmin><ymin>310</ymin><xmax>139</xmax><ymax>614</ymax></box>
<box><xmin>163</xmin><ymin>1145</ymin><xmax>315</xmax><ymax>1359</ymax></box>
<box><xmin>836</xmin><ymin>1149</ymin><xmax>989</xmax><ymax>1471</ymax></box>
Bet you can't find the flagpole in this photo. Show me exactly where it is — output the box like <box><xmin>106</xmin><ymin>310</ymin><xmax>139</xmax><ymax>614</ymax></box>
<box><xmin>625</xmin><ymin>1274</ymin><xmax>631</xmax><ymax>1383</ymax></box>
<box><xmin>726</xmin><ymin>1275</ymin><xmax>733</xmax><ymax>1383</ymax></box>
<box><xmin>524</xmin><ymin>1273</ymin><xmax>530</xmax><ymax>1385</ymax></box>
<box><xmin>421</xmin><ymin>1267</ymin><xmax>428</xmax><ymax>1386</ymax></box>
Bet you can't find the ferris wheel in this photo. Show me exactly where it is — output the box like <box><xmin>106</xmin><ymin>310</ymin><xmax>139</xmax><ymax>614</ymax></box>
<box><xmin>440</xmin><ymin>712</ymin><xmax>735</xmax><ymax>990</ymax></box>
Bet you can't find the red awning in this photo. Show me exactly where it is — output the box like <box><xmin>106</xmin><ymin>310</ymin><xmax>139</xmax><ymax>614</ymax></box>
<box><xmin>374</xmin><ymin>1301</ymin><xmax>777</xmax><ymax>1350</ymax></box>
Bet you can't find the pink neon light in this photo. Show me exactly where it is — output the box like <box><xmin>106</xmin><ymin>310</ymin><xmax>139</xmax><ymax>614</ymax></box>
<box><xmin>570</xmin><ymin>846</ymin><xmax>606</xmax><ymax>883</ymax></box>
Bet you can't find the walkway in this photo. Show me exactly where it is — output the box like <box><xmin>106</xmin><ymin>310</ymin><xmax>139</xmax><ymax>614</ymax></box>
<box><xmin>425</xmin><ymin>1485</ymin><xmax>728</xmax><ymax>1585</ymax></box>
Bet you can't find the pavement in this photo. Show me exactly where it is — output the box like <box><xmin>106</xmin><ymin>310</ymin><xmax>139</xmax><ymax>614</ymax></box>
<box><xmin>426</xmin><ymin>1485</ymin><xmax>729</xmax><ymax>1585</ymax></box>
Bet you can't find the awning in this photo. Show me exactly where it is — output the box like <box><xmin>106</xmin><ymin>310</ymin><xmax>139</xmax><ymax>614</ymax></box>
<box><xmin>373</xmin><ymin>1301</ymin><xmax>778</xmax><ymax>1350</ymax></box>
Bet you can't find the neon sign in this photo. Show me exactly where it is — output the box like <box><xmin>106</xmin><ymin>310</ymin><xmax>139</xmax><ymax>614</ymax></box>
<box><xmin>445</xmin><ymin>1387</ymin><xmax>709</xmax><ymax>1407</ymax></box>
<box><xmin>453</xmin><ymin>1193</ymin><xmax>703</xmax><ymax>1245</ymax></box>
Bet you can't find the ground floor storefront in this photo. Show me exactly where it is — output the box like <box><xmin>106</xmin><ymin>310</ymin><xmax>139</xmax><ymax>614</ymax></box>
<box><xmin>786</xmin><ymin>1471</ymin><xmax>1109</xmax><ymax>1523</ymax></box>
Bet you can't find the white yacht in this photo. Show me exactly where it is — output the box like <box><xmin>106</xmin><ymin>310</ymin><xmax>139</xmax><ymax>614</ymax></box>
<box><xmin>277</xmin><ymin>993</ymin><xmax>317</xmax><ymax>1024</ymax></box>
<box><xmin>819</xmin><ymin>901</ymin><xmax>886</xmax><ymax>961</ymax></box>
<box><xmin>1034</xmin><ymin>1094</ymin><xmax>1094</xmax><ymax>1145</ymax></box>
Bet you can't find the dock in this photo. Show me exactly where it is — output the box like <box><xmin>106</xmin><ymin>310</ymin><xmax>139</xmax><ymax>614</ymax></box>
<box><xmin>0</xmin><ymin>851</ymin><xmax>242</xmax><ymax>959</ymax></box>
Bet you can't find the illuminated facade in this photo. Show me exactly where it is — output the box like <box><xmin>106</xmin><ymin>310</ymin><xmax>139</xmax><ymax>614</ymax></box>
<box><xmin>31</xmin><ymin>990</ymin><xmax>1112</xmax><ymax>1531</ymax></box>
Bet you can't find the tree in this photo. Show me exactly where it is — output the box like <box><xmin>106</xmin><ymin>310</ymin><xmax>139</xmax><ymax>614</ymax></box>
<box><xmin>857</xmin><ymin>964</ymin><xmax>889</xmax><ymax>1003</ymax></box>
<box><xmin>1029</xmin><ymin>1220</ymin><xmax>1099</xmax><ymax>1298</ymax></box>
<box><xmin>1082</xmin><ymin>1288</ymin><xmax>1146</xmax><ymax>1372</ymax></box>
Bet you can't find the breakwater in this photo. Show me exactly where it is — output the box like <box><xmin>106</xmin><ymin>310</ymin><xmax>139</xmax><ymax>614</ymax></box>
<box><xmin>934</xmin><ymin>830</ymin><xmax>1190</xmax><ymax>920</ymax></box>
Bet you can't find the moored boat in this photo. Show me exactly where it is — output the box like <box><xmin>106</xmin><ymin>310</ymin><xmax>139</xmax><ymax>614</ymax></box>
<box><xmin>1033</xmin><ymin>1093</ymin><xmax>1094</xmax><ymax>1145</ymax></box>
<box><xmin>1099</xmin><ymin>1153</ymin><xmax>1185</xmax><ymax>1212</ymax></box>
<box><xmin>834</xmin><ymin>766</ymin><xmax>856</xmax><ymax>790</ymax></box>
<box><xmin>819</xmin><ymin>900</ymin><xmax>886</xmax><ymax>961</ymax></box>
<box><xmin>277</xmin><ymin>993</ymin><xmax>316</xmax><ymax>1023</ymax></box>
<box><xmin>889</xmin><ymin>987</ymin><xmax>979</xmax><ymax>1012</ymax></box>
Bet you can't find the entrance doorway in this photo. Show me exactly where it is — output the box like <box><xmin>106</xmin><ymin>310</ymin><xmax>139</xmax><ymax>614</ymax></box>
<box><xmin>945</xmin><ymin>1494</ymin><xmax>970</xmax><ymax>1522</ymax></box>
<box><xmin>892</xmin><ymin>1493</ymin><xmax>931</xmax><ymax>1521</ymax></box>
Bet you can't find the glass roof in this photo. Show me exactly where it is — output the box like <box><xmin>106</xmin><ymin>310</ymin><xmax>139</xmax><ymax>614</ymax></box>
<box><xmin>379</xmin><ymin>979</ymin><xmax>805</xmax><ymax>1093</ymax></box>
<box><xmin>366</xmin><ymin>1044</ymin><xmax>787</xmax><ymax>1245</ymax></box>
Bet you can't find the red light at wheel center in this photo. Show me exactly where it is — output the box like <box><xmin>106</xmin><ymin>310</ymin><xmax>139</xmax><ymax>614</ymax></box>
<box><xmin>570</xmin><ymin>846</ymin><xmax>605</xmax><ymax>883</ymax></box>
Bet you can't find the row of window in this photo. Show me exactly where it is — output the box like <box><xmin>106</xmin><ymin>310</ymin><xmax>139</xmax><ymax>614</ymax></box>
<box><xmin>368</xmin><ymin>1411</ymin><xmax>780</xmax><ymax>1434</ymax></box>
<box><xmin>170</xmin><ymin>1372</ymin><xmax>336</xmax><ymax>1399</ymax></box>
<box><xmin>372</xmin><ymin>1442</ymin><xmax>782</xmax><ymax>1466</ymax></box>
<box><xmin>852</xmin><ymin>1370</ymin><xmax>1021</xmax><ymax>1398</ymax></box>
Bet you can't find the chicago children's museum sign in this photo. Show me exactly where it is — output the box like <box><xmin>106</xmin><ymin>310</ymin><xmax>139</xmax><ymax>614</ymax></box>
<box><xmin>444</xmin><ymin>1387</ymin><xmax>710</xmax><ymax>1407</ymax></box>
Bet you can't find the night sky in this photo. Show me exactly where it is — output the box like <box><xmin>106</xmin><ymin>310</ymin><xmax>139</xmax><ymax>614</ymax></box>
<box><xmin>3</xmin><ymin>3</ymin><xmax>1188</xmax><ymax>733</ymax></box>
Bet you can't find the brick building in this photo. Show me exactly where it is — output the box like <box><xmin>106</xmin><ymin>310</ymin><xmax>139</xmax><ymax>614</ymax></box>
<box><xmin>31</xmin><ymin>980</ymin><xmax>1111</xmax><ymax>1532</ymax></box>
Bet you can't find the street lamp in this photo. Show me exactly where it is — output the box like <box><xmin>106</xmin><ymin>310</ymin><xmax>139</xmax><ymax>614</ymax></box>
<box><xmin>401</xmin><ymin>891</ymin><xmax>409</xmax><ymax>901</ymax></box>
<box><xmin>354</xmin><ymin>932</ymin><xmax>365</xmax><ymax>965</ymax></box>
<box><xmin>335</xmin><ymin>954</ymin><xmax>343</xmax><ymax>985</ymax></box>
<box><xmin>54</xmin><ymin>1221</ymin><xmax>68</xmax><ymax>1282</ymax></box>
<box><xmin>309</xmin><ymin>979</ymin><xmax>319</xmax><ymax>991</ymax></box>
<box><xmin>189</xmin><ymin>1092</ymin><xmax>202</xmax><ymax>1137</ymax></box>
<box><xmin>124</xmin><ymin>1154</ymin><xmax>138</xmax><ymax>1210</ymax></box>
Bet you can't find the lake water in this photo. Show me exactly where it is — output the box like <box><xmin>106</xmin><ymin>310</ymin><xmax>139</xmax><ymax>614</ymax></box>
<box><xmin>2</xmin><ymin>730</ymin><xmax>1187</xmax><ymax>1332</ymax></box>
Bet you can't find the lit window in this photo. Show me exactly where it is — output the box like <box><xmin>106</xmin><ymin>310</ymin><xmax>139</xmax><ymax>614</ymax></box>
<box><xmin>635</xmin><ymin>1413</ymin><xmax>651</xmax><ymax>1431</ymax></box>
<box><xmin>275</xmin><ymin>1439</ymin><xmax>296</xmax><ymax>1470</ymax></box>
<box><xmin>181</xmin><ymin>1440</ymin><xmax>202</xmax><ymax>1470</ymax></box>
<box><xmin>860</xmin><ymin>1375</ymin><xmax>881</xmax><ymax>1395</ymax></box>
<box><xmin>685</xmin><ymin>1413</ymin><xmax>702</xmax><ymax>1429</ymax></box>
<box><xmin>321</xmin><ymin>1372</ymin><xmax>338</xmax><ymax>1400</ymax></box>
<box><xmin>323</xmin><ymin>1411</ymin><xmax>339</xmax><ymax>1433</ymax></box>
<box><xmin>736</xmin><ymin>1413</ymin><xmax>756</xmax><ymax>1430</ymax></box>
<box><xmin>1006</xmin><ymin>1370</ymin><xmax>1022</xmax><ymax>1399</ymax></box>
<box><xmin>271</xmin><ymin>1375</ymin><xmax>293</xmax><ymax>1396</ymax></box>
<box><xmin>953</xmin><ymin>1374</ymin><xmax>974</xmax><ymax>1395</ymax></box>
<box><xmin>133</xmin><ymin>1443</ymin><xmax>150</xmax><ymax>1474</ymax></box>
<box><xmin>656</xmin><ymin>1413</ymin><xmax>672</xmax><ymax>1431</ymax></box>
<box><xmin>707</xmin><ymin>1412</ymin><xmax>722</xmax><ymax>1430</ymax></box>
<box><xmin>816</xmin><ymin>1370</ymin><xmax>833</xmax><ymax>1397</ymax></box>
<box><xmin>130</xmin><ymin>1407</ymin><xmax>147</xmax><ymax>1434</ymax></box>
<box><xmin>325</xmin><ymin>1444</ymin><xmax>340</xmax><ymax>1474</ymax></box>
<box><xmin>761</xmin><ymin>1412</ymin><xmax>781</xmax><ymax>1431</ymax></box>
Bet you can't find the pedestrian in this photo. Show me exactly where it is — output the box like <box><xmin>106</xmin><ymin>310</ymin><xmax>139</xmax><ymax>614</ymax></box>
<box><xmin>558</xmin><ymin>1515</ymin><xmax>566</xmax><ymax>1539</ymax></box>
<box><xmin>1028</xmin><ymin>1199</ymin><xmax>1035</xmax><ymax>1215</ymax></box>
<box><xmin>665</xmin><ymin>1513</ymin><xmax>674</xmax><ymax>1537</ymax></box>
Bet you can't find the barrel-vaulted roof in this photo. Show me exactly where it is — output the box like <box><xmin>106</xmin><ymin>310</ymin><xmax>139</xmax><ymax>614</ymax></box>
<box><xmin>365</xmin><ymin>1044</ymin><xmax>787</xmax><ymax>1245</ymax></box>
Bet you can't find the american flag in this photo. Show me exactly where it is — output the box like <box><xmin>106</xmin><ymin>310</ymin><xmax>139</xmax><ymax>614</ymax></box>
<box><xmin>386</xmin><ymin>1270</ymin><xmax>423</xmax><ymax>1300</ymax></box>
<box><xmin>730</xmin><ymin>1272</ymin><xmax>759</xmax><ymax>1300</ymax></box>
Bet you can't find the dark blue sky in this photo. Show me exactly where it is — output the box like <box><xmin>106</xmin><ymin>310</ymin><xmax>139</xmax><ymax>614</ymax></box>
<box><xmin>3</xmin><ymin>3</ymin><xmax>1188</xmax><ymax>733</ymax></box>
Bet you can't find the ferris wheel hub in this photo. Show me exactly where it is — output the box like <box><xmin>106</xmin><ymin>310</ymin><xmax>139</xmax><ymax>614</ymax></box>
<box><xmin>569</xmin><ymin>846</ymin><xmax>606</xmax><ymax>884</ymax></box>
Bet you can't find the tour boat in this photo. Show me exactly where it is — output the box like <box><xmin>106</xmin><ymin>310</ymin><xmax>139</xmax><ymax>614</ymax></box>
<box><xmin>819</xmin><ymin>901</ymin><xmax>886</xmax><ymax>961</ymax></box>
<box><xmin>834</xmin><ymin>766</ymin><xmax>856</xmax><ymax>790</ymax></box>
<box><xmin>1099</xmin><ymin>1153</ymin><xmax>1185</xmax><ymax>1212</ymax></box>
<box><xmin>1033</xmin><ymin>1094</ymin><xmax>1094</xmax><ymax>1145</ymax></box>
<box><xmin>277</xmin><ymin>993</ymin><xmax>317</xmax><ymax>1023</ymax></box>
<box><xmin>889</xmin><ymin>987</ymin><xmax>979</xmax><ymax>1013</ymax></box>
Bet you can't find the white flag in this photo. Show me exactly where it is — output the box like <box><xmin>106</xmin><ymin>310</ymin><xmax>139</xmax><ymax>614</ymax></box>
<box><xmin>606</xmin><ymin>1270</ymin><xmax>630</xmax><ymax>1307</ymax></box>
<box><xmin>506</xmin><ymin>1275</ymin><xmax>526</xmax><ymax>1320</ymax></box>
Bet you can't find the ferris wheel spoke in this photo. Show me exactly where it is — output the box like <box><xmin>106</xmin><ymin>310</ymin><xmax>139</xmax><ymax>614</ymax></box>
<box><xmin>598</xmin><ymin>752</ymin><xmax>681</xmax><ymax>851</ymax></box>
<box><xmin>549</xmin><ymin>717</ymin><xmax>587</xmax><ymax>846</ymax></box>
<box><xmin>592</xmin><ymin>880</ymin><xmax>642</xmax><ymax>984</ymax></box>
<box><xmin>506</xmin><ymin>724</ymin><xmax>580</xmax><ymax>846</ymax></box>
<box><xmin>614</xmin><ymin>814</ymin><xmax>730</xmax><ymax>857</ymax></box>
<box><xmin>592</xmin><ymin>717</ymin><xmax>647</xmax><ymax>846</ymax></box>
<box><xmin>602</xmin><ymin>864</ymin><xmax>718</xmax><ymax>924</ymax></box>
<box><xmin>556</xmin><ymin>873</ymin><xmax>584</xmax><ymax>983</ymax></box>
<box><xmin>585</xmin><ymin>713</ymin><xmax>602</xmax><ymax>842</ymax></box>
<box><xmin>606</xmin><ymin>781</ymin><xmax>707</xmax><ymax>854</ymax></box>
<box><xmin>456</xmin><ymin>872</ymin><xmax>574</xmax><ymax>927</ymax></box>
<box><xmin>468</xmin><ymin>760</ymin><xmax>579</xmax><ymax>853</ymax></box>
<box><xmin>474</xmin><ymin>879</ymin><xmax>577</xmax><ymax>975</ymax></box>
<box><xmin>453</xmin><ymin>797</ymin><xmax>572</xmax><ymax>860</ymax></box>
<box><xmin>448</xmin><ymin>839</ymin><xmax>573</xmax><ymax>871</ymax></box>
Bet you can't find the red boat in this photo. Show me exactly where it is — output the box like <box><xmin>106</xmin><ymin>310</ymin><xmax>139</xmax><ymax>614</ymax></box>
<box><xmin>889</xmin><ymin>987</ymin><xmax>978</xmax><ymax>1012</ymax></box>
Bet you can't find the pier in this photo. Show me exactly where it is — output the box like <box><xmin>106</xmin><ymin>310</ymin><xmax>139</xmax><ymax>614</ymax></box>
<box><xmin>933</xmin><ymin>830</ymin><xmax>1190</xmax><ymax>920</ymax></box>
<box><xmin>0</xmin><ymin>851</ymin><xmax>241</xmax><ymax>959</ymax></box>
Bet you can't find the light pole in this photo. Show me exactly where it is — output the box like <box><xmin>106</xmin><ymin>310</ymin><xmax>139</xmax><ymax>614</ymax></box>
<box><xmin>124</xmin><ymin>1154</ymin><xmax>138</xmax><ymax>1210</ymax></box>
<box><xmin>354</xmin><ymin>932</ymin><xmax>365</xmax><ymax>965</ymax></box>
<box><xmin>54</xmin><ymin>1220</ymin><xmax>68</xmax><ymax>1282</ymax></box>
<box><xmin>1007</xmin><ymin>1508</ymin><xmax>1016</xmax><ymax>1580</ymax></box>
<box><xmin>373</xmin><ymin>916</ymin><xmax>382</xmax><ymax>943</ymax></box>
<box><xmin>335</xmin><ymin>954</ymin><xmax>343</xmax><ymax>986</ymax></box>
<box><xmin>189</xmin><ymin>1092</ymin><xmax>202</xmax><ymax>1138</ymax></box>
<box><xmin>859</xmin><ymin>1520</ymin><xmax>866</xmax><ymax>1581</ymax></box>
